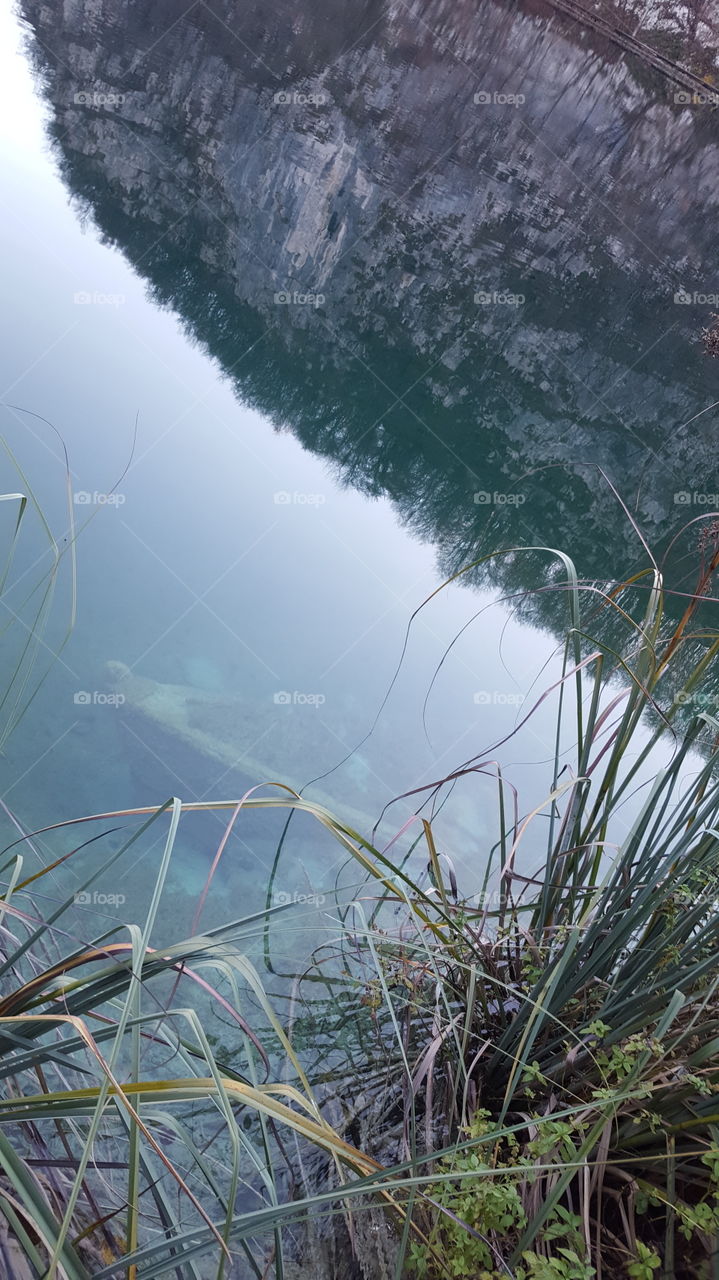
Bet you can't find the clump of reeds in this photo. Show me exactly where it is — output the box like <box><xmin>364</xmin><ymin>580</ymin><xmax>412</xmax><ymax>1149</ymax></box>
<box><xmin>1</xmin><ymin>467</ymin><xmax>719</xmax><ymax>1278</ymax></box>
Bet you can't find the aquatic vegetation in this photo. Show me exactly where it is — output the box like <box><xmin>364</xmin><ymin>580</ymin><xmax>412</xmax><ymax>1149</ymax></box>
<box><xmin>1</xmin><ymin>514</ymin><xmax>719</xmax><ymax>1277</ymax></box>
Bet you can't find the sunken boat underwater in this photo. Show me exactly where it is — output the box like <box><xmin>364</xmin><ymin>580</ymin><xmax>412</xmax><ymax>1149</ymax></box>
<box><xmin>105</xmin><ymin>661</ymin><xmax>375</xmax><ymax>827</ymax></box>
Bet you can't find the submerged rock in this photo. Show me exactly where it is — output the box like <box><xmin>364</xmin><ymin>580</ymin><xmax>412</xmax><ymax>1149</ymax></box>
<box><xmin>106</xmin><ymin>660</ymin><xmax>373</xmax><ymax>828</ymax></box>
<box><xmin>179</xmin><ymin>654</ymin><xmax>224</xmax><ymax>692</ymax></box>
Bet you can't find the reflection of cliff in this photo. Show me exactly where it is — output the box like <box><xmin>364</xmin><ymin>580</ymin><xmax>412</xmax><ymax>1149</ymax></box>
<box><xmin>20</xmin><ymin>0</ymin><xmax>719</xmax><ymax>635</ymax></box>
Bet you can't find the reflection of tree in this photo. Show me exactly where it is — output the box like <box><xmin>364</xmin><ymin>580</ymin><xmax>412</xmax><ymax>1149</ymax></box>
<box><xmin>588</xmin><ymin>0</ymin><xmax>718</xmax><ymax>52</ymax></box>
<box><xmin>654</xmin><ymin>0</ymin><xmax>717</xmax><ymax>43</ymax></box>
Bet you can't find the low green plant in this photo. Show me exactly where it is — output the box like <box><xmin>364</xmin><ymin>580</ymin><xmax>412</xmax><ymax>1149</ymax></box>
<box><xmin>407</xmin><ymin>1110</ymin><xmax>597</xmax><ymax>1279</ymax></box>
<box><xmin>407</xmin><ymin>1109</ymin><xmax>528</xmax><ymax>1276</ymax></box>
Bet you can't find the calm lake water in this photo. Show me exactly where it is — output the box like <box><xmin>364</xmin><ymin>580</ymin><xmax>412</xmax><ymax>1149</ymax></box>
<box><xmin>1</xmin><ymin>0</ymin><xmax>717</xmax><ymax>946</ymax></box>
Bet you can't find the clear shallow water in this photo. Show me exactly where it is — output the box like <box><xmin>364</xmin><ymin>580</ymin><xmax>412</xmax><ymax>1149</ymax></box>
<box><xmin>0</xmin><ymin>0</ymin><xmax>716</xmax><ymax>945</ymax></box>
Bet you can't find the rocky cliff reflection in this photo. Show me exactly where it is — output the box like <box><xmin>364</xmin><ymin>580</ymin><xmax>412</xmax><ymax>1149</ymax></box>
<box><xmin>19</xmin><ymin>0</ymin><xmax>719</xmax><ymax>637</ymax></box>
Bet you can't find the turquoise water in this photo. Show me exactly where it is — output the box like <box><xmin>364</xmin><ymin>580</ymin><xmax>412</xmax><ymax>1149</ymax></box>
<box><xmin>0</xmin><ymin>1</ymin><xmax>717</xmax><ymax>945</ymax></box>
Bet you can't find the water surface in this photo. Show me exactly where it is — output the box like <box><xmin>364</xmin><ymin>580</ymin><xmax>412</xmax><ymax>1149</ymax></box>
<box><xmin>0</xmin><ymin>0</ymin><xmax>716</xmax><ymax>942</ymax></box>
